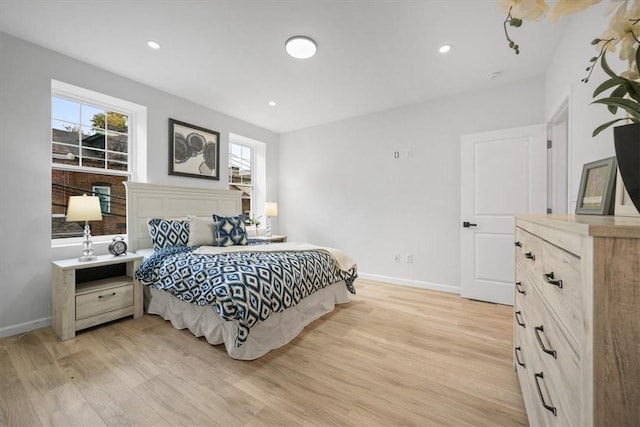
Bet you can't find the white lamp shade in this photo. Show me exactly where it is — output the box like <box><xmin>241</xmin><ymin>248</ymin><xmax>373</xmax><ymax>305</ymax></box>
<box><xmin>265</xmin><ymin>202</ymin><xmax>278</xmax><ymax>217</ymax></box>
<box><xmin>66</xmin><ymin>195</ymin><xmax>103</xmax><ymax>221</ymax></box>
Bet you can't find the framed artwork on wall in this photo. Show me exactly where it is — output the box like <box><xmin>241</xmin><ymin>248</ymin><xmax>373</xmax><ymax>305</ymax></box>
<box><xmin>575</xmin><ymin>156</ymin><xmax>617</xmax><ymax>215</ymax></box>
<box><xmin>169</xmin><ymin>118</ymin><xmax>220</xmax><ymax>180</ymax></box>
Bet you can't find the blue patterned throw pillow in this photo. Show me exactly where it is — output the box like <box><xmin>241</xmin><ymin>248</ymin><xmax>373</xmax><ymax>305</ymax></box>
<box><xmin>148</xmin><ymin>218</ymin><xmax>190</xmax><ymax>251</ymax></box>
<box><xmin>213</xmin><ymin>214</ymin><xmax>248</xmax><ymax>246</ymax></box>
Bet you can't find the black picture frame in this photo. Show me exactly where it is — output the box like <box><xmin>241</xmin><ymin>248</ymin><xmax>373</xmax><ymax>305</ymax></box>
<box><xmin>575</xmin><ymin>156</ymin><xmax>617</xmax><ymax>215</ymax></box>
<box><xmin>168</xmin><ymin>118</ymin><xmax>220</xmax><ymax>180</ymax></box>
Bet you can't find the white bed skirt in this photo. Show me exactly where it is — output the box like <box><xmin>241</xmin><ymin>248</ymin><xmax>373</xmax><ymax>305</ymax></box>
<box><xmin>147</xmin><ymin>281</ymin><xmax>351</xmax><ymax>360</ymax></box>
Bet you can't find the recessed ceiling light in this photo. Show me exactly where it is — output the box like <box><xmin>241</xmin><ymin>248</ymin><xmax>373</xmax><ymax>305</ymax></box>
<box><xmin>285</xmin><ymin>36</ymin><xmax>317</xmax><ymax>59</ymax></box>
<box><xmin>438</xmin><ymin>44</ymin><xmax>451</xmax><ymax>54</ymax></box>
<box><xmin>147</xmin><ymin>40</ymin><xmax>161</xmax><ymax>50</ymax></box>
<box><xmin>268</xmin><ymin>101</ymin><xmax>276</xmax><ymax>107</ymax></box>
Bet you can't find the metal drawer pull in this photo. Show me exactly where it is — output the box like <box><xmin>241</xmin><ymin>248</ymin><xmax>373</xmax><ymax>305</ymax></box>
<box><xmin>514</xmin><ymin>241</ymin><xmax>522</xmax><ymax>247</ymax></box>
<box><xmin>534</xmin><ymin>372</ymin><xmax>557</xmax><ymax>416</ymax></box>
<box><xmin>543</xmin><ymin>271</ymin><xmax>563</xmax><ymax>288</ymax></box>
<box><xmin>534</xmin><ymin>325</ymin><xmax>557</xmax><ymax>358</ymax></box>
<box><xmin>515</xmin><ymin>311</ymin><xmax>526</xmax><ymax>328</ymax></box>
<box><xmin>524</xmin><ymin>252</ymin><xmax>536</xmax><ymax>260</ymax></box>
<box><xmin>514</xmin><ymin>346</ymin><xmax>526</xmax><ymax>368</ymax></box>
<box><xmin>515</xmin><ymin>281</ymin><xmax>526</xmax><ymax>295</ymax></box>
<box><xmin>98</xmin><ymin>292</ymin><xmax>117</xmax><ymax>299</ymax></box>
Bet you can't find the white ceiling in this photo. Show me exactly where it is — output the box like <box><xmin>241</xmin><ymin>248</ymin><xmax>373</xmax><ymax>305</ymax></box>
<box><xmin>0</xmin><ymin>0</ymin><xmax>566</xmax><ymax>133</ymax></box>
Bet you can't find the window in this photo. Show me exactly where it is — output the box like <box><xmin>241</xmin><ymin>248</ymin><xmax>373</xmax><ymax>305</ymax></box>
<box><xmin>229</xmin><ymin>142</ymin><xmax>253</xmax><ymax>216</ymax></box>
<box><xmin>51</xmin><ymin>81</ymin><xmax>145</xmax><ymax>241</ymax></box>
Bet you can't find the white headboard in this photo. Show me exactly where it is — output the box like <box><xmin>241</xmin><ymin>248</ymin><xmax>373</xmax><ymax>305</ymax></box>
<box><xmin>124</xmin><ymin>182</ymin><xmax>242</xmax><ymax>251</ymax></box>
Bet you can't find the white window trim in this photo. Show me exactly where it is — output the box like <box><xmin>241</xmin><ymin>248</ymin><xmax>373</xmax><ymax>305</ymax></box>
<box><xmin>229</xmin><ymin>133</ymin><xmax>266</xmax><ymax>228</ymax></box>
<box><xmin>51</xmin><ymin>80</ymin><xmax>147</xmax><ymax>246</ymax></box>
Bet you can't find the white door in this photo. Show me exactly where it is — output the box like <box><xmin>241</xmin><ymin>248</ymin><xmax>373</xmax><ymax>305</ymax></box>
<box><xmin>460</xmin><ymin>125</ymin><xmax>547</xmax><ymax>305</ymax></box>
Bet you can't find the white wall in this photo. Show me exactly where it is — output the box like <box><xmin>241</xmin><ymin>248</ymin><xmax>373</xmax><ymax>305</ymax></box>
<box><xmin>545</xmin><ymin>2</ymin><xmax>627</xmax><ymax>208</ymax></box>
<box><xmin>0</xmin><ymin>33</ymin><xmax>279</xmax><ymax>337</ymax></box>
<box><xmin>279</xmin><ymin>77</ymin><xmax>545</xmax><ymax>291</ymax></box>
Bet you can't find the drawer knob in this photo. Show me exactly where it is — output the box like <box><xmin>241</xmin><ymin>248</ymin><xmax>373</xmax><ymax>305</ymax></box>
<box><xmin>515</xmin><ymin>346</ymin><xmax>526</xmax><ymax>368</ymax></box>
<box><xmin>524</xmin><ymin>252</ymin><xmax>536</xmax><ymax>261</ymax></box>
<box><xmin>534</xmin><ymin>372</ymin><xmax>558</xmax><ymax>416</ymax></box>
<box><xmin>98</xmin><ymin>292</ymin><xmax>117</xmax><ymax>299</ymax></box>
<box><xmin>543</xmin><ymin>271</ymin><xmax>563</xmax><ymax>288</ymax></box>
<box><xmin>514</xmin><ymin>241</ymin><xmax>522</xmax><ymax>247</ymax></box>
<box><xmin>515</xmin><ymin>281</ymin><xmax>526</xmax><ymax>295</ymax></box>
<box><xmin>534</xmin><ymin>325</ymin><xmax>558</xmax><ymax>359</ymax></box>
<box><xmin>515</xmin><ymin>310</ymin><xmax>526</xmax><ymax>328</ymax></box>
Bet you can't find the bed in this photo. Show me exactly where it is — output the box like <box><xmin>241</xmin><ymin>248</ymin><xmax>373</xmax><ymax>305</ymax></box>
<box><xmin>124</xmin><ymin>182</ymin><xmax>357</xmax><ymax>360</ymax></box>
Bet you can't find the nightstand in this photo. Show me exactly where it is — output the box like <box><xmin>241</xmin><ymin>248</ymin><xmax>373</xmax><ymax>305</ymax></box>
<box><xmin>254</xmin><ymin>235</ymin><xmax>287</xmax><ymax>243</ymax></box>
<box><xmin>51</xmin><ymin>253</ymin><xmax>144</xmax><ymax>340</ymax></box>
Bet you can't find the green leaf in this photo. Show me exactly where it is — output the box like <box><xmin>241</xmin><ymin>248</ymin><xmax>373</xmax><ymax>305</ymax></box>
<box><xmin>626</xmin><ymin>82</ymin><xmax>640</xmax><ymax>103</ymax></box>
<box><xmin>510</xmin><ymin>18</ymin><xmax>522</xmax><ymax>27</ymax></box>
<box><xmin>592</xmin><ymin>118</ymin><xmax>628</xmax><ymax>137</ymax></box>
<box><xmin>600</xmin><ymin>54</ymin><xmax>619</xmax><ymax>79</ymax></box>
<box><xmin>610</xmin><ymin>85</ymin><xmax>628</xmax><ymax>99</ymax></box>
<box><xmin>593</xmin><ymin>77</ymin><xmax>624</xmax><ymax>97</ymax></box>
<box><xmin>592</xmin><ymin>97</ymin><xmax>640</xmax><ymax>120</ymax></box>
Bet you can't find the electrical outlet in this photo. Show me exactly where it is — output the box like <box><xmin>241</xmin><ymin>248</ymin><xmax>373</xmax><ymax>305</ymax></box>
<box><xmin>406</xmin><ymin>253</ymin><xmax>413</xmax><ymax>264</ymax></box>
<box><xmin>394</xmin><ymin>253</ymin><xmax>401</xmax><ymax>262</ymax></box>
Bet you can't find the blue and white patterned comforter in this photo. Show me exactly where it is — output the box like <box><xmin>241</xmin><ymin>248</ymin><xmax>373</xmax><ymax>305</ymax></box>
<box><xmin>135</xmin><ymin>245</ymin><xmax>357</xmax><ymax>346</ymax></box>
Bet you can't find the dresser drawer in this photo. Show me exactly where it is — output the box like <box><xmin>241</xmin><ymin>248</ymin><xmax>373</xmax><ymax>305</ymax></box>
<box><xmin>76</xmin><ymin>283</ymin><xmax>134</xmax><ymax>320</ymax></box>
<box><xmin>527</xmin><ymin>287</ymin><xmax>580</xmax><ymax>426</ymax></box>
<box><xmin>539</xmin><ymin>241</ymin><xmax>582</xmax><ymax>350</ymax></box>
<box><xmin>515</xmin><ymin>227</ymin><xmax>543</xmax><ymax>290</ymax></box>
<box><xmin>515</xmin><ymin>262</ymin><xmax>532</xmax><ymax>311</ymax></box>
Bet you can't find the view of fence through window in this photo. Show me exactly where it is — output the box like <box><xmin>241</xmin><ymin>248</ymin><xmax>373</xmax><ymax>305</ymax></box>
<box><xmin>51</xmin><ymin>96</ymin><xmax>130</xmax><ymax>239</ymax></box>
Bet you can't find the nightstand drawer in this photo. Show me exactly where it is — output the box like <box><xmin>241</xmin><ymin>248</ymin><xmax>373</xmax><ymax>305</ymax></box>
<box><xmin>76</xmin><ymin>282</ymin><xmax>134</xmax><ymax>320</ymax></box>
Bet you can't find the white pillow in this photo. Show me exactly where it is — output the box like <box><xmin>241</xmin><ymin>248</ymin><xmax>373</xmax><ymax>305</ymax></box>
<box><xmin>187</xmin><ymin>216</ymin><xmax>215</xmax><ymax>246</ymax></box>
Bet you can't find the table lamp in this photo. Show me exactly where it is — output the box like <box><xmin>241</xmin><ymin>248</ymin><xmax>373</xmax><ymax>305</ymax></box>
<box><xmin>66</xmin><ymin>194</ymin><xmax>103</xmax><ymax>261</ymax></box>
<box><xmin>265</xmin><ymin>201</ymin><xmax>278</xmax><ymax>237</ymax></box>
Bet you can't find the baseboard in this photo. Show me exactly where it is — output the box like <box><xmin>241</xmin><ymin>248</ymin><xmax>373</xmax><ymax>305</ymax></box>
<box><xmin>357</xmin><ymin>272</ymin><xmax>459</xmax><ymax>294</ymax></box>
<box><xmin>0</xmin><ymin>317</ymin><xmax>51</xmax><ymax>339</ymax></box>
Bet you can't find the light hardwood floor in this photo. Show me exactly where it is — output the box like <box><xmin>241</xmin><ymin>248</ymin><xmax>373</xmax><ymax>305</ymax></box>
<box><xmin>0</xmin><ymin>279</ymin><xmax>527</xmax><ymax>426</ymax></box>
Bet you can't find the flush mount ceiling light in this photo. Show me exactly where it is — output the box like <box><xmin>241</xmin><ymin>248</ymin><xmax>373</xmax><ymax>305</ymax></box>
<box><xmin>438</xmin><ymin>44</ymin><xmax>451</xmax><ymax>54</ymax></box>
<box><xmin>147</xmin><ymin>40</ymin><xmax>161</xmax><ymax>50</ymax></box>
<box><xmin>285</xmin><ymin>36</ymin><xmax>317</xmax><ymax>59</ymax></box>
<box><xmin>268</xmin><ymin>101</ymin><xmax>277</xmax><ymax>107</ymax></box>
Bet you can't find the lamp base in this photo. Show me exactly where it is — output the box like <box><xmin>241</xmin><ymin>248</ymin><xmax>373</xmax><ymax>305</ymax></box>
<box><xmin>78</xmin><ymin>221</ymin><xmax>96</xmax><ymax>262</ymax></box>
<box><xmin>266</xmin><ymin>217</ymin><xmax>272</xmax><ymax>237</ymax></box>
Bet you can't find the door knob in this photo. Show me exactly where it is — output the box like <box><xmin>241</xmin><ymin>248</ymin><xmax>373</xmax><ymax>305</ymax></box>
<box><xmin>462</xmin><ymin>221</ymin><xmax>477</xmax><ymax>228</ymax></box>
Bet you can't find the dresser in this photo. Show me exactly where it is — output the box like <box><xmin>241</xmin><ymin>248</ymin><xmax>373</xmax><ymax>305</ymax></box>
<box><xmin>514</xmin><ymin>214</ymin><xmax>640</xmax><ymax>427</ymax></box>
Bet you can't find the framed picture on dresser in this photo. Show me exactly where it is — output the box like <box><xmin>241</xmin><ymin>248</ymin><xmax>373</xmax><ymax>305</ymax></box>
<box><xmin>575</xmin><ymin>156</ymin><xmax>617</xmax><ymax>215</ymax></box>
<box><xmin>614</xmin><ymin>169</ymin><xmax>640</xmax><ymax>216</ymax></box>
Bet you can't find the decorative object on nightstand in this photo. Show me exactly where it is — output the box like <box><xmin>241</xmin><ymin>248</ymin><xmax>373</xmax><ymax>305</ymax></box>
<box><xmin>66</xmin><ymin>194</ymin><xmax>103</xmax><ymax>261</ymax></box>
<box><xmin>265</xmin><ymin>201</ymin><xmax>278</xmax><ymax>237</ymax></box>
<box><xmin>244</xmin><ymin>214</ymin><xmax>262</xmax><ymax>237</ymax></box>
<box><xmin>51</xmin><ymin>253</ymin><xmax>144</xmax><ymax>340</ymax></box>
<box><xmin>108</xmin><ymin>236</ymin><xmax>128</xmax><ymax>256</ymax></box>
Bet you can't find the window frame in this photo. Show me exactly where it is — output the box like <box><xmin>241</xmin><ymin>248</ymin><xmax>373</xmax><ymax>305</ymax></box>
<box><xmin>229</xmin><ymin>141</ymin><xmax>255</xmax><ymax>217</ymax></box>
<box><xmin>51</xmin><ymin>80</ymin><xmax>147</xmax><ymax>246</ymax></box>
<box><xmin>228</xmin><ymin>133</ymin><xmax>267</xmax><ymax>233</ymax></box>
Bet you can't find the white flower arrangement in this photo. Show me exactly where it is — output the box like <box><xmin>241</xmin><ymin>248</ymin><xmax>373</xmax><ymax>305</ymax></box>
<box><xmin>500</xmin><ymin>0</ymin><xmax>639</xmax><ymax>136</ymax></box>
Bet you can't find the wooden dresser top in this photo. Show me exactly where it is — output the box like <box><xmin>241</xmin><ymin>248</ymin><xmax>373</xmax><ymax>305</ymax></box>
<box><xmin>516</xmin><ymin>214</ymin><xmax>640</xmax><ymax>239</ymax></box>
